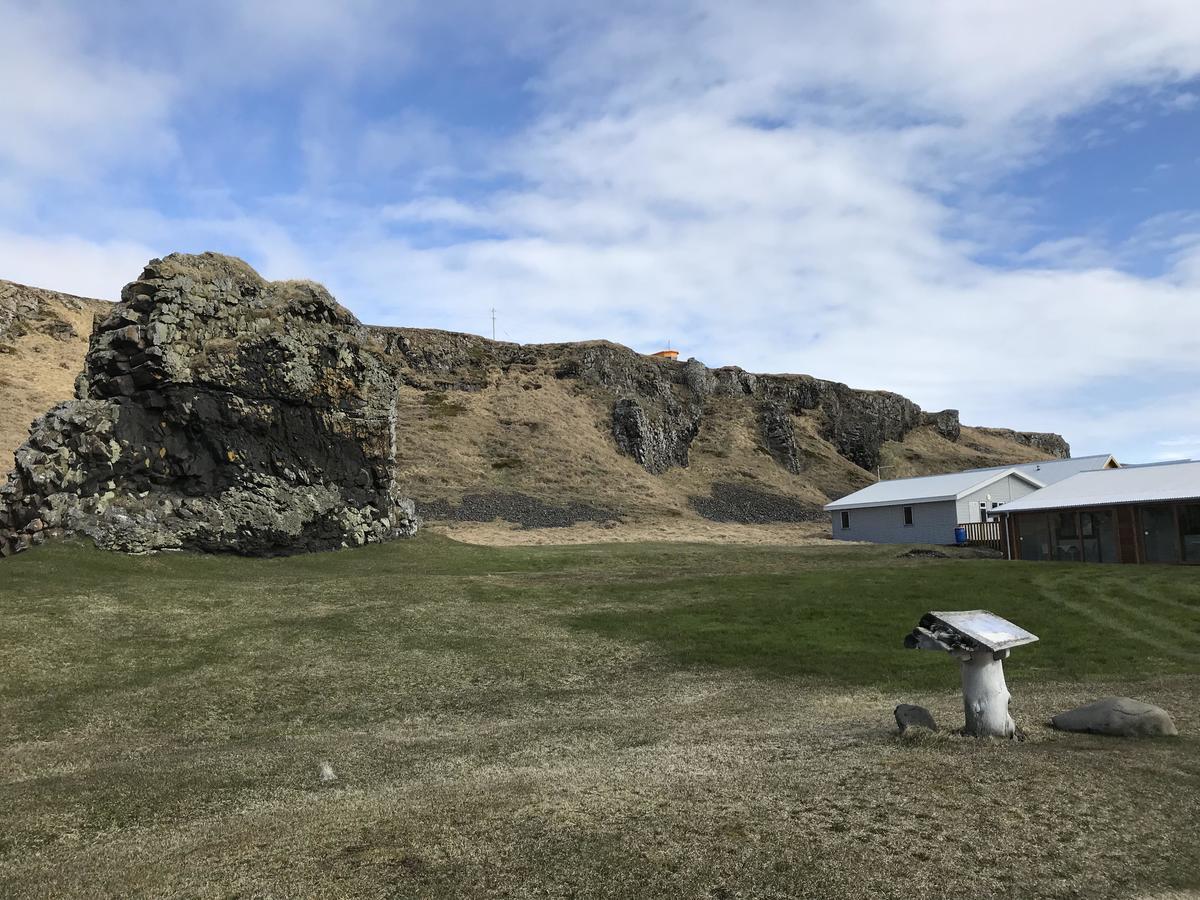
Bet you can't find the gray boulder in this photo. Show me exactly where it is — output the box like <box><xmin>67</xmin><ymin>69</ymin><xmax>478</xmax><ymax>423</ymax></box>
<box><xmin>895</xmin><ymin>704</ymin><xmax>938</xmax><ymax>734</ymax></box>
<box><xmin>1051</xmin><ymin>697</ymin><xmax>1178</xmax><ymax>737</ymax></box>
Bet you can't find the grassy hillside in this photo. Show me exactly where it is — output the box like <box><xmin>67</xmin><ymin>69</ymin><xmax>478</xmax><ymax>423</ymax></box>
<box><xmin>388</xmin><ymin>360</ymin><xmax>1055</xmax><ymax>536</ymax></box>
<box><xmin>2</xmin><ymin>535</ymin><xmax>1197</xmax><ymax>898</ymax></box>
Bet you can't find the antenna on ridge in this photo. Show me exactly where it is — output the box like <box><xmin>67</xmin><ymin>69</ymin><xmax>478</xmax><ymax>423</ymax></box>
<box><xmin>490</xmin><ymin>307</ymin><xmax>496</xmax><ymax>341</ymax></box>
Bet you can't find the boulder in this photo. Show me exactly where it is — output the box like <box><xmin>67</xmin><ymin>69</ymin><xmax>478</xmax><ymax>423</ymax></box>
<box><xmin>1051</xmin><ymin>697</ymin><xmax>1178</xmax><ymax>737</ymax></box>
<box><xmin>894</xmin><ymin>704</ymin><xmax>938</xmax><ymax>733</ymax></box>
<box><xmin>0</xmin><ymin>253</ymin><xmax>419</xmax><ymax>557</ymax></box>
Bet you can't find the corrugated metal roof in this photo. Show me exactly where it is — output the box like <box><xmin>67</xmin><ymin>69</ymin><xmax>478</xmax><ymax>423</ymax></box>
<box><xmin>824</xmin><ymin>467</ymin><xmax>1043</xmax><ymax>511</ymax></box>
<box><xmin>958</xmin><ymin>453</ymin><xmax>1116</xmax><ymax>485</ymax></box>
<box><xmin>994</xmin><ymin>460</ymin><xmax>1200</xmax><ymax>513</ymax></box>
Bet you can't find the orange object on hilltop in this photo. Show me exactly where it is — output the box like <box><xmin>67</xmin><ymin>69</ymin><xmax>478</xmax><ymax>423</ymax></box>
<box><xmin>650</xmin><ymin>349</ymin><xmax>679</xmax><ymax>360</ymax></box>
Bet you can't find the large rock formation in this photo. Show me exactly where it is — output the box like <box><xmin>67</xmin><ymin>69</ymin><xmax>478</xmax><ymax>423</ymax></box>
<box><xmin>0</xmin><ymin>253</ymin><xmax>418</xmax><ymax>556</ymax></box>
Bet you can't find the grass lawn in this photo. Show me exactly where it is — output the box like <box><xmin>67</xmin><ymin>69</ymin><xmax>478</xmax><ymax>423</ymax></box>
<box><xmin>1</xmin><ymin>534</ymin><xmax>1198</xmax><ymax>898</ymax></box>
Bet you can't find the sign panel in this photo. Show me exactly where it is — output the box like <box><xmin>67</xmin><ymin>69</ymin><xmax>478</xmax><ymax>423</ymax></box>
<box><xmin>928</xmin><ymin>610</ymin><xmax>1038</xmax><ymax>652</ymax></box>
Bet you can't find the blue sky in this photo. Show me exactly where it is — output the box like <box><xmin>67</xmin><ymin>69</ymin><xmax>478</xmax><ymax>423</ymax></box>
<box><xmin>2</xmin><ymin>1</ymin><xmax>1199</xmax><ymax>464</ymax></box>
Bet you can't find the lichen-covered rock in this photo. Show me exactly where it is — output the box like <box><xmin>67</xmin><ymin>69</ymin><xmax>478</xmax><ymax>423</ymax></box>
<box><xmin>0</xmin><ymin>253</ymin><xmax>418</xmax><ymax>557</ymax></box>
<box><xmin>923</xmin><ymin>408</ymin><xmax>962</xmax><ymax>442</ymax></box>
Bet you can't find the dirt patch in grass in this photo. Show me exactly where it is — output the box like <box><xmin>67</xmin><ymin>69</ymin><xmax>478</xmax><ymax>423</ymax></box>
<box><xmin>428</xmin><ymin>518</ymin><xmax>835</xmax><ymax>546</ymax></box>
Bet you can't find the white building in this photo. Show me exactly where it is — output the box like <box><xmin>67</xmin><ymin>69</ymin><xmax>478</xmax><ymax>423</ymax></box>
<box><xmin>824</xmin><ymin>455</ymin><xmax>1118</xmax><ymax>545</ymax></box>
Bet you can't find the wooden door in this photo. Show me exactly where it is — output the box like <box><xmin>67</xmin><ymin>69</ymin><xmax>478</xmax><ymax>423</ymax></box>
<box><xmin>1116</xmin><ymin>507</ymin><xmax>1139</xmax><ymax>564</ymax></box>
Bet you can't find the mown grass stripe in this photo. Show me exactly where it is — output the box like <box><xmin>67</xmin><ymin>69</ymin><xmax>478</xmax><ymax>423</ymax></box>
<box><xmin>1069</xmin><ymin>577</ymin><xmax>1200</xmax><ymax>655</ymax></box>
<box><xmin>1118</xmin><ymin>580</ymin><xmax>1200</xmax><ymax>619</ymax></box>
<box><xmin>1035</xmin><ymin>577</ymin><xmax>1200</xmax><ymax>665</ymax></box>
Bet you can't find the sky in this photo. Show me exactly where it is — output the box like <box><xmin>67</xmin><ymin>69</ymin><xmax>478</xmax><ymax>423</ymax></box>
<box><xmin>1</xmin><ymin>1</ymin><xmax>1198</xmax><ymax>464</ymax></box>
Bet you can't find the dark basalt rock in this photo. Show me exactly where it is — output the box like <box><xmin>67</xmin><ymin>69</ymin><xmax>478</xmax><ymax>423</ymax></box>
<box><xmin>758</xmin><ymin>402</ymin><xmax>801</xmax><ymax>474</ymax></box>
<box><xmin>923</xmin><ymin>408</ymin><xmax>962</xmax><ymax>442</ymax></box>
<box><xmin>0</xmin><ymin>253</ymin><xmax>418</xmax><ymax>557</ymax></box>
<box><xmin>976</xmin><ymin>427</ymin><xmax>1071</xmax><ymax>459</ymax></box>
<box><xmin>895</xmin><ymin>704</ymin><xmax>938</xmax><ymax>733</ymax></box>
<box><xmin>418</xmin><ymin>492</ymin><xmax>618</xmax><ymax>528</ymax></box>
<box><xmin>612</xmin><ymin>397</ymin><xmax>702</xmax><ymax>474</ymax></box>
<box><xmin>688</xmin><ymin>482</ymin><xmax>824</xmax><ymax>524</ymax></box>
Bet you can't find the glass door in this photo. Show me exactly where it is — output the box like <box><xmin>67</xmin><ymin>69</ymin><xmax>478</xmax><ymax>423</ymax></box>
<box><xmin>1080</xmin><ymin>510</ymin><xmax>1116</xmax><ymax>563</ymax></box>
<box><xmin>1141</xmin><ymin>506</ymin><xmax>1181</xmax><ymax>563</ymax></box>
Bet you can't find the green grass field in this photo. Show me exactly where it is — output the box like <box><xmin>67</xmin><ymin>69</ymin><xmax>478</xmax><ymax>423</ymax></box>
<box><xmin>2</xmin><ymin>534</ymin><xmax>1198</xmax><ymax>898</ymax></box>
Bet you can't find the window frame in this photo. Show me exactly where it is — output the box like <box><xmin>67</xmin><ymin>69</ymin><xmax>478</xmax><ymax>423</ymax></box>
<box><xmin>903</xmin><ymin>505</ymin><xmax>913</xmax><ymax>526</ymax></box>
<box><xmin>840</xmin><ymin>510</ymin><xmax>850</xmax><ymax>530</ymax></box>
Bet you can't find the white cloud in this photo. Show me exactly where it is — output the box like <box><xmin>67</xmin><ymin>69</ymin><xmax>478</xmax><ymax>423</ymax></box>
<box><xmin>0</xmin><ymin>2</ymin><xmax>176</xmax><ymax>180</ymax></box>
<box><xmin>2</xmin><ymin>1</ymin><xmax>1200</xmax><ymax>461</ymax></box>
<box><xmin>0</xmin><ymin>233</ymin><xmax>157</xmax><ymax>300</ymax></box>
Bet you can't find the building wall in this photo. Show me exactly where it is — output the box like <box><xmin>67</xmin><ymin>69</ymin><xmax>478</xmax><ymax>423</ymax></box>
<box><xmin>1009</xmin><ymin>500</ymin><xmax>1200</xmax><ymax>565</ymax></box>
<box><xmin>956</xmin><ymin>475</ymin><xmax>1041</xmax><ymax>523</ymax></box>
<box><xmin>830</xmin><ymin>499</ymin><xmax>959</xmax><ymax>545</ymax></box>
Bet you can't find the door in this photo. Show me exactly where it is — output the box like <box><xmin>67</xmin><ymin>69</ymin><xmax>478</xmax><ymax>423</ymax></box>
<box><xmin>1116</xmin><ymin>507</ymin><xmax>1139</xmax><ymax>564</ymax></box>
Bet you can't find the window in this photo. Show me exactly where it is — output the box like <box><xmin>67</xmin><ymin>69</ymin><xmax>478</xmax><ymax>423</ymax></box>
<box><xmin>903</xmin><ymin>506</ymin><xmax>913</xmax><ymax>526</ymax></box>
<box><xmin>1051</xmin><ymin>511</ymin><xmax>1081</xmax><ymax>561</ymax></box>
<box><xmin>979</xmin><ymin>501</ymin><xmax>988</xmax><ymax>522</ymax></box>
<box><xmin>841</xmin><ymin>511</ymin><xmax>850</xmax><ymax>529</ymax></box>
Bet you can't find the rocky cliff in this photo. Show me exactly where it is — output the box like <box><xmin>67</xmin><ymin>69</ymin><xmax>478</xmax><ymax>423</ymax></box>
<box><xmin>375</xmin><ymin>327</ymin><xmax>1066</xmax><ymax>479</ymax></box>
<box><xmin>1</xmin><ymin>254</ymin><xmax>1068</xmax><ymax>553</ymax></box>
<box><xmin>0</xmin><ymin>254</ymin><xmax>417</xmax><ymax>556</ymax></box>
<box><xmin>0</xmin><ymin>280</ymin><xmax>109</xmax><ymax>471</ymax></box>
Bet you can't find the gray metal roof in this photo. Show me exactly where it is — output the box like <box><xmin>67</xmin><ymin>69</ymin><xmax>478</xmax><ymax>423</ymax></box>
<box><xmin>957</xmin><ymin>453</ymin><xmax>1117</xmax><ymax>485</ymax></box>
<box><xmin>824</xmin><ymin>467</ymin><xmax>1044</xmax><ymax>511</ymax></box>
<box><xmin>993</xmin><ymin>460</ymin><xmax>1200</xmax><ymax>514</ymax></box>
